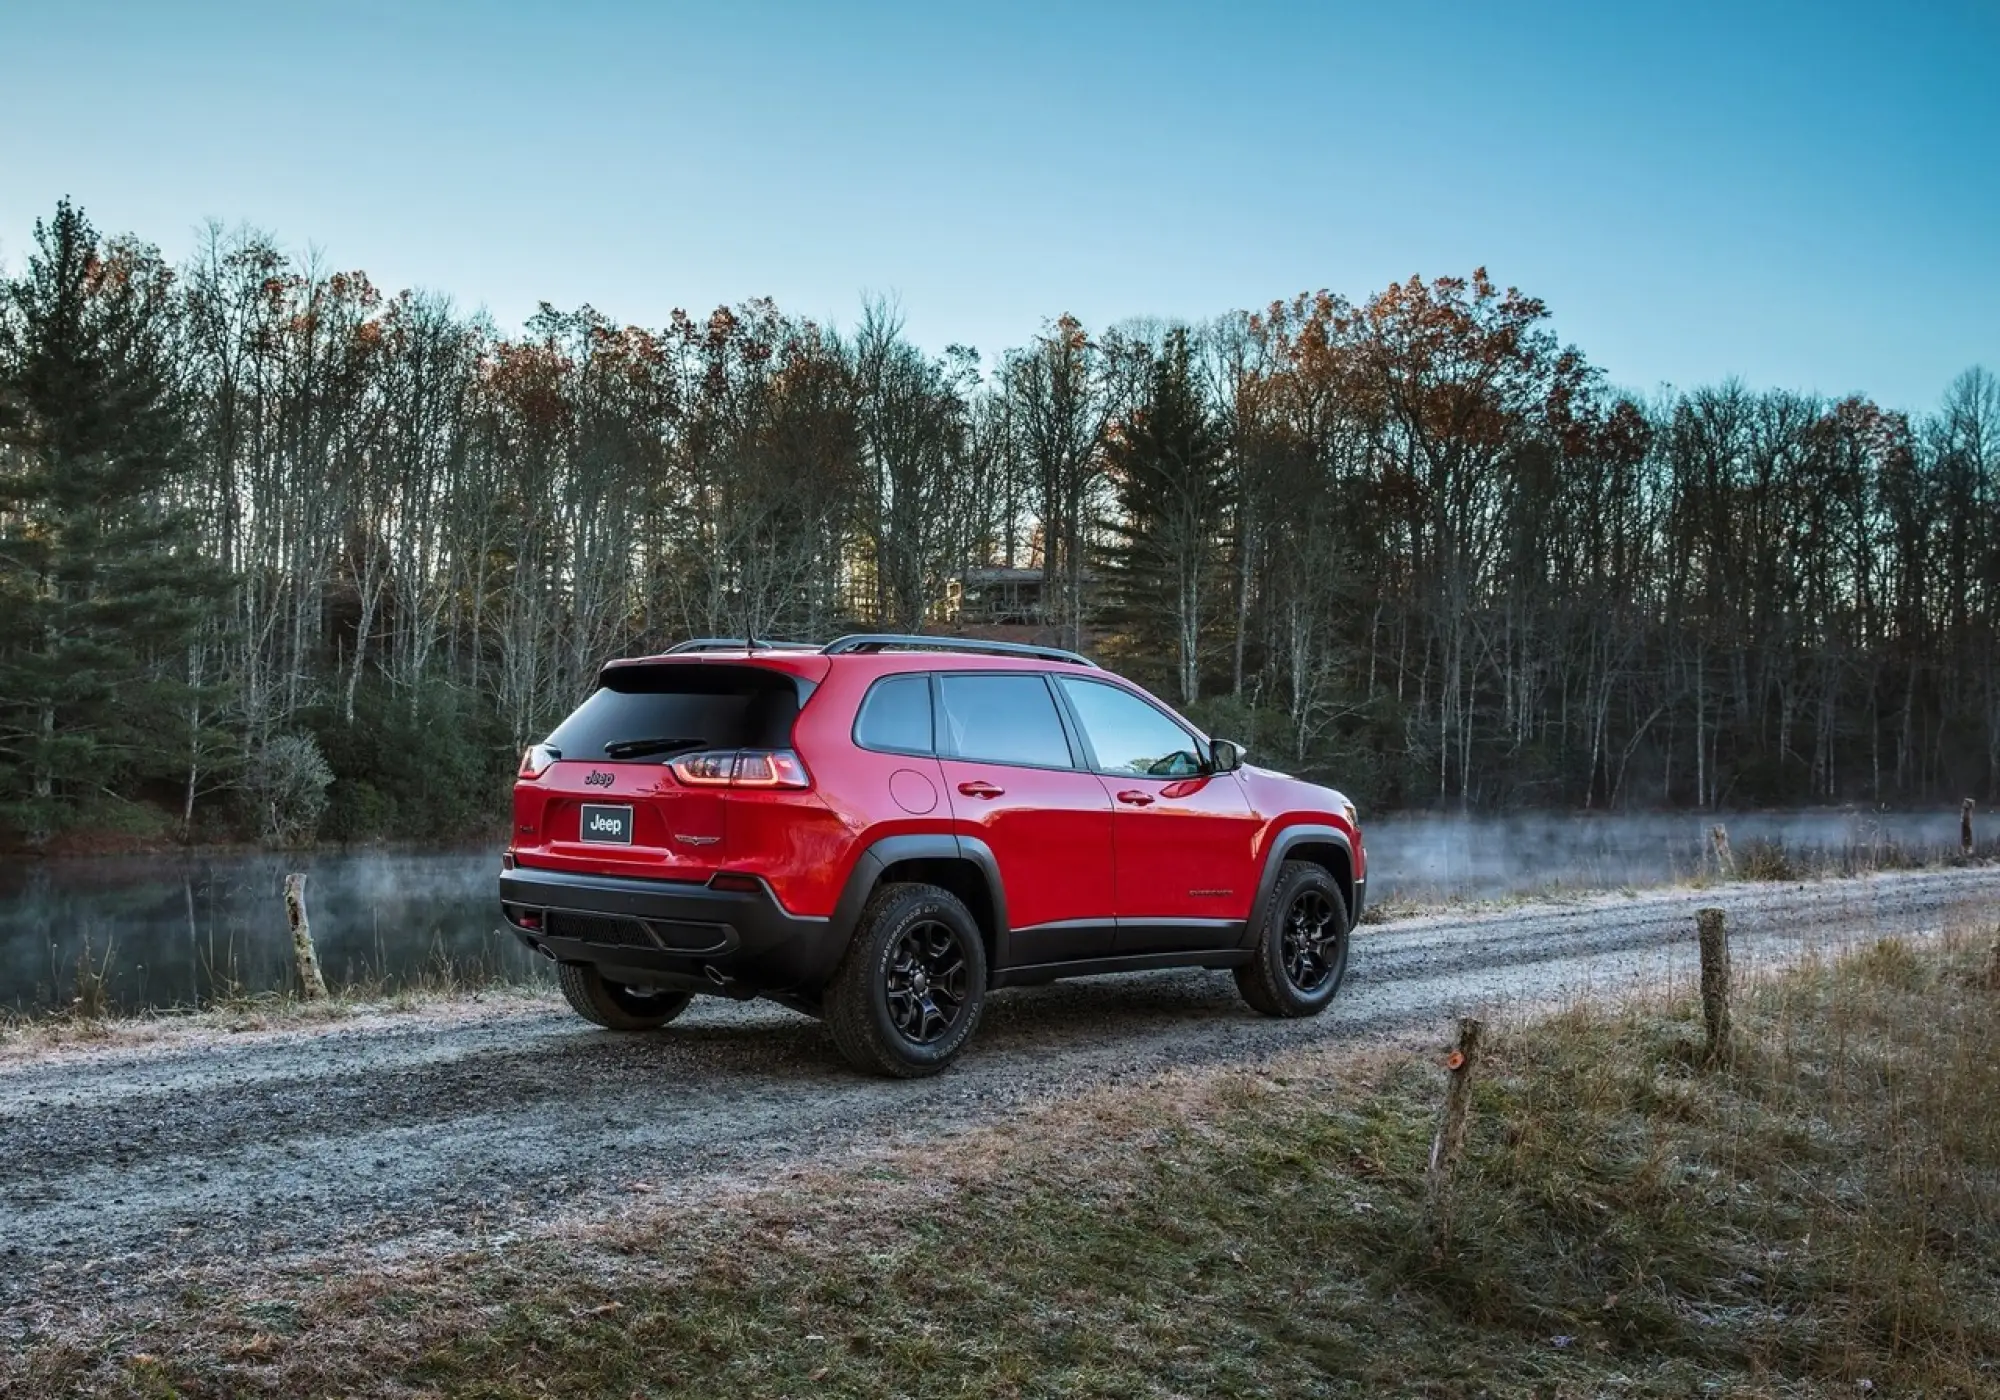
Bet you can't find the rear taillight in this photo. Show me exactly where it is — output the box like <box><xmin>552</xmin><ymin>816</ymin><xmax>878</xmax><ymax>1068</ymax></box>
<box><xmin>518</xmin><ymin>744</ymin><xmax>559</xmax><ymax>779</ymax></box>
<box><xmin>671</xmin><ymin>752</ymin><xmax>736</xmax><ymax>785</ymax></box>
<box><xmin>669</xmin><ymin>749</ymin><xmax>811</xmax><ymax>790</ymax></box>
<box><xmin>733</xmin><ymin>751</ymin><xmax>811</xmax><ymax>788</ymax></box>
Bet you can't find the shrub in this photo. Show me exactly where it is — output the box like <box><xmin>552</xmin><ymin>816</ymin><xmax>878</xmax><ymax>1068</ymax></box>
<box><xmin>1739</xmin><ymin>836</ymin><xmax>1798</xmax><ymax>881</ymax></box>
<box><xmin>307</xmin><ymin>680</ymin><xmax>514</xmax><ymax>843</ymax></box>
<box><xmin>247</xmin><ymin>732</ymin><xmax>334</xmax><ymax>847</ymax></box>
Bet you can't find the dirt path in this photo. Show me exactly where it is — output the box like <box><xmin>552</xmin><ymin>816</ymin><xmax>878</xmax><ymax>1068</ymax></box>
<box><xmin>4</xmin><ymin>866</ymin><xmax>1995</xmax><ymax>1311</ymax></box>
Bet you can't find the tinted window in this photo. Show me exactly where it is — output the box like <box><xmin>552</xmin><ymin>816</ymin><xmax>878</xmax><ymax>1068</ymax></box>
<box><xmin>854</xmin><ymin>675</ymin><xmax>934</xmax><ymax>753</ymax></box>
<box><xmin>938</xmin><ymin>674</ymin><xmax>1073</xmax><ymax>768</ymax></box>
<box><xmin>545</xmin><ymin>665</ymin><xmax>800</xmax><ymax>761</ymax></box>
<box><xmin>1057</xmin><ymin>679</ymin><xmax>1203</xmax><ymax>777</ymax></box>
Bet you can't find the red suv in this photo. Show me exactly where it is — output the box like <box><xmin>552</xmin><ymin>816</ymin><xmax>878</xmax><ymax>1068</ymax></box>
<box><xmin>500</xmin><ymin>635</ymin><xmax>1365</xmax><ymax>1076</ymax></box>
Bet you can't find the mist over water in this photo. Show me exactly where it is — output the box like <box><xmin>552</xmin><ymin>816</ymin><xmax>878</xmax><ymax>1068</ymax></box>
<box><xmin>0</xmin><ymin>850</ymin><xmax>534</xmax><ymax>1016</ymax></box>
<box><xmin>1363</xmin><ymin>808</ymin><xmax>1978</xmax><ymax>902</ymax></box>
<box><xmin>0</xmin><ymin>809</ymin><xmax>1984</xmax><ymax>1014</ymax></box>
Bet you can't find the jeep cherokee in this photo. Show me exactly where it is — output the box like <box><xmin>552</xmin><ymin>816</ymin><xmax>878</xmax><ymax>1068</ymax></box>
<box><xmin>499</xmin><ymin>634</ymin><xmax>1365</xmax><ymax>1077</ymax></box>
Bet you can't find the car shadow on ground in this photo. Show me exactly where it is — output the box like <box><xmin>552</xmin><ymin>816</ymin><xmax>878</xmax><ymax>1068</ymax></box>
<box><xmin>609</xmin><ymin>968</ymin><xmax>1265</xmax><ymax>1071</ymax></box>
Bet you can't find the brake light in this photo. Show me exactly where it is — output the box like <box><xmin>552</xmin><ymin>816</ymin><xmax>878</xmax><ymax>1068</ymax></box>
<box><xmin>519</xmin><ymin>744</ymin><xmax>559</xmax><ymax>779</ymax></box>
<box><xmin>671</xmin><ymin>752</ymin><xmax>736</xmax><ymax>785</ymax></box>
<box><xmin>734</xmin><ymin>751</ymin><xmax>811</xmax><ymax>788</ymax></box>
<box><xmin>669</xmin><ymin>749</ymin><xmax>811</xmax><ymax>789</ymax></box>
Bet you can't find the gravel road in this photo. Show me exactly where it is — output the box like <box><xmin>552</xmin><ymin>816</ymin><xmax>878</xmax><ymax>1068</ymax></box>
<box><xmin>4</xmin><ymin>866</ymin><xmax>1995</xmax><ymax>1311</ymax></box>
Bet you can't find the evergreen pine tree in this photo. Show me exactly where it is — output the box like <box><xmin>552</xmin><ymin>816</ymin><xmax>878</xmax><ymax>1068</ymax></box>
<box><xmin>0</xmin><ymin>200</ymin><xmax>226</xmax><ymax>844</ymax></box>
<box><xmin>1104</xmin><ymin>327</ymin><xmax>1229</xmax><ymax>704</ymax></box>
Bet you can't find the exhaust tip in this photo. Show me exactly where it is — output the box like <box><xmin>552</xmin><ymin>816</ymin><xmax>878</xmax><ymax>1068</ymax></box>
<box><xmin>703</xmin><ymin>964</ymin><xmax>729</xmax><ymax>987</ymax></box>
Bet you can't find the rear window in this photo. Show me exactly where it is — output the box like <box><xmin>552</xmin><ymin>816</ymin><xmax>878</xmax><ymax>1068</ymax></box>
<box><xmin>854</xmin><ymin>675</ymin><xmax>934</xmax><ymax>754</ymax></box>
<box><xmin>937</xmin><ymin>673</ymin><xmax>1074</xmax><ymax>768</ymax></box>
<box><xmin>545</xmin><ymin>665</ymin><xmax>803</xmax><ymax>761</ymax></box>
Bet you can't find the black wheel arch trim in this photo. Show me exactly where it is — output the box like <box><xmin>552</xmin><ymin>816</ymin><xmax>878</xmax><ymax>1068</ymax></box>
<box><xmin>831</xmin><ymin>831</ymin><xmax>1011</xmax><ymax>955</ymax></box>
<box><xmin>1245</xmin><ymin>825</ymin><xmax>1362</xmax><ymax>945</ymax></box>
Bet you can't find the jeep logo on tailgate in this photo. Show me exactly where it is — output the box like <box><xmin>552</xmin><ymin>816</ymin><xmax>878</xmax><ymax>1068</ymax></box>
<box><xmin>584</xmin><ymin>769</ymin><xmax>615</xmax><ymax>788</ymax></box>
<box><xmin>578</xmin><ymin>804</ymin><xmax>633</xmax><ymax>844</ymax></box>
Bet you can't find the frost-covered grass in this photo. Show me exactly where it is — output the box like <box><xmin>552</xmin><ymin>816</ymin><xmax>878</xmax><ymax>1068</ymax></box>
<box><xmin>0</xmin><ymin>972</ymin><xmax>552</xmax><ymax>1061</ymax></box>
<box><xmin>14</xmin><ymin>924</ymin><xmax>2000</xmax><ymax>1398</ymax></box>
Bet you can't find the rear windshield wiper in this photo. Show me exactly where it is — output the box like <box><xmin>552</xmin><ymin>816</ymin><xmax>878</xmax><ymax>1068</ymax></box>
<box><xmin>602</xmin><ymin>736</ymin><xmax>709</xmax><ymax>761</ymax></box>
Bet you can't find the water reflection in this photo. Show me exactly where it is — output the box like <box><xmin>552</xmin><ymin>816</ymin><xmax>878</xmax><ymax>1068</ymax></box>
<box><xmin>0</xmin><ymin>810</ymin><xmax>1985</xmax><ymax>1014</ymax></box>
<box><xmin>0</xmin><ymin>850</ymin><xmax>538</xmax><ymax>1014</ymax></box>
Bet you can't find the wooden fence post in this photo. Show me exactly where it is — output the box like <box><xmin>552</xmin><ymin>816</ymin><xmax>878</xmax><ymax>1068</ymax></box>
<box><xmin>284</xmin><ymin>873</ymin><xmax>329</xmax><ymax>1001</ymax></box>
<box><xmin>1962</xmin><ymin>798</ymin><xmax>1975</xmax><ymax>856</ymax></box>
<box><xmin>1710</xmin><ymin>824</ymin><xmax>1735</xmax><ymax>878</ymax></box>
<box><xmin>1425</xmin><ymin>1016</ymin><xmax>1485</xmax><ymax>1249</ymax></box>
<box><xmin>1696</xmin><ymin>907</ymin><xmax>1730</xmax><ymax>1064</ymax></box>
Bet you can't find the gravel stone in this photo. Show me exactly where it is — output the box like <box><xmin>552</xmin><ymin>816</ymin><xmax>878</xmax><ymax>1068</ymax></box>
<box><xmin>0</xmin><ymin>865</ymin><xmax>1992</xmax><ymax>1312</ymax></box>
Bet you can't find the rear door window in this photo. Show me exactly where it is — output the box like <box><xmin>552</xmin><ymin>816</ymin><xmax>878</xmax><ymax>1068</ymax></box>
<box><xmin>545</xmin><ymin>665</ymin><xmax>802</xmax><ymax>761</ymax></box>
<box><xmin>854</xmin><ymin>674</ymin><xmax>934</xmax><ymax>754</ymax></box>
<box><xmin>937</xmin><ymin>673</ymin><xmax>1074</xmax><ymax>768</ymax></box>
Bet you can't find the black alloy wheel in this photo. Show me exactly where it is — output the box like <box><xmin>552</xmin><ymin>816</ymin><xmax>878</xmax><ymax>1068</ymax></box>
<box><xmin>1281</xmin><ymin>886</ymin><xmax>1341</xmax><ymax>993</ymax></box>
<box><xmin>825</xmin><ymin>882</ymin><xmax>990</xmax><ymax>1077</ymax></box>
<box><xmin>1236</xmin><ymin>859</ymin><xmax>1350</xmax><ymax>1018</ymax></box>
<box><xmin>885</xmin><ymin>918</ymin><xmax>972</xmax><ymax>1046</ymax></box>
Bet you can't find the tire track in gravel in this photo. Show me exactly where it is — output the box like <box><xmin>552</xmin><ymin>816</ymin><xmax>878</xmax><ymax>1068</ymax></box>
<box><xmin>3</xmin><ymin>865</ymin><xmax>1995</xmax><ymax>1309</ymax></box>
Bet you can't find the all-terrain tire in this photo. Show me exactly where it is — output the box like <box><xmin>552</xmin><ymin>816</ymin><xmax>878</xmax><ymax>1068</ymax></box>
<box><xmin>557</xmin><ymin>962</ymin><xmax>695</xmax><ymax>1031</ymax></box>
<box><xmin>824</xmin><ymin>882</ymin><xmax>988</xmax><ymax>1078</ymax></box>
<box><xmin>1236</xmin><ymin>860</ymin><xmax>1351</xmax><ymax>1018</ymax></box>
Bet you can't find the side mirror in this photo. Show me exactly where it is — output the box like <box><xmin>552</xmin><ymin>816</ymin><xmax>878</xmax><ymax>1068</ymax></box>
<box><xmin>1208</xmin><ymin>738</ymin><xmax>1244</xmax><ymax>774</ymax></box>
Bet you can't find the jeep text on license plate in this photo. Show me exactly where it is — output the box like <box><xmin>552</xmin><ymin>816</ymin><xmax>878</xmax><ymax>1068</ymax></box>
<box><xmin>579</xmin><ymin>804</ymin><xmax>634</xmax><ymax>844</ymax></box>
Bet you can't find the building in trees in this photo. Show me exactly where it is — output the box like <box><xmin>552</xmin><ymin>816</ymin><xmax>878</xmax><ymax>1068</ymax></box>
<box><xmin>947</xmin><ymin>567</ymin><xmax>1047</xmax><ymax>625</ymax></box>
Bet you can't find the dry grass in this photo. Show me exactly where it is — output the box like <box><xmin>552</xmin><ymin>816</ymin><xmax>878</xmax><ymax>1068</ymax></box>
<box><xmin>0</xmin><ymin>982</ymin><xmax>555</xmax><ymax>1064</ymax></box>
<box><xmin>1728</xmin><ymin>834</ymin><xmax>1998</xmax><ymax>884</ymax></box>
<box><xmin>9</xmin><ymin>924</ymin><xmax>1999</xmax><ymax>1398</ymax></box>
<box><xmin>1365</xmin><ymin>844</ymin><xmax>1996</xmax><ymax>920</ymax></box>
<box><xmin>1</xmin><ymin>935</ymin><xmax>554</xmax><ymax>1061</ymax></box>
<box><xmin>1358</xmin><ymin>884</ymin><xmax>1614</xmax><ymax>925</ymax></box>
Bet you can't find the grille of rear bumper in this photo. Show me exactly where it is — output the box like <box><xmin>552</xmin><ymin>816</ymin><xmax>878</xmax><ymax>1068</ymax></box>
<box><xmin>545</xmin><ymin>911</ymin><xmax>658</xmax><ymax>949</ymax></box>
<box><xmin>541</xmin><ymin>909</ymin><xmax>732</xmax><ymax>955</ymax></box>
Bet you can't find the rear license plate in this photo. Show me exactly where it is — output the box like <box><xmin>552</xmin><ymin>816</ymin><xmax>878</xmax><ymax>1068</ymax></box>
<box><xmin>579</xmin><ymin>804</ymin><xmax>634</xmax><ymax>844</ymax></box>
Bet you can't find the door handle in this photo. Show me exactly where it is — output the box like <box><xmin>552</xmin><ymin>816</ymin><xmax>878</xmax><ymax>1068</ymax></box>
<box><xmin>957</xmin><ymin>780</ymin><xmax>1006</xmax><ymax>799</ymax></box>
<box><xmin>1115</xmin><ymin>790</ymin><xmax>1156</xmax><ymax>807</ymax></box>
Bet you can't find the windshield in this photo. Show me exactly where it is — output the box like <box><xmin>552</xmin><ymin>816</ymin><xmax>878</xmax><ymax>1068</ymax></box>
<box><xmin>544</xmin><ymin>665</ymin><xmax>804</xmax><ymax>761</ymax></box>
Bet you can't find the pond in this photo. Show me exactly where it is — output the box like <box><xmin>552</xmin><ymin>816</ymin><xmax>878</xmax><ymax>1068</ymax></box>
<box><xmin>0</xmin><ymin>809</ymin><xmax>1982</xmax><ymax>1014</ymax></box>
<box><xmin>0</xmin><ymin>850</ymin><xmax>532</xmax><ymax>1016</ymax></box>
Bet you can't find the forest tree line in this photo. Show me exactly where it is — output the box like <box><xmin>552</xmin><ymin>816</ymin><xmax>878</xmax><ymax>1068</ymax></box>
<box><xmin>1</xmin><ymin>199</ymin><xmax>1996</xmax><ymax>848</ymax></box>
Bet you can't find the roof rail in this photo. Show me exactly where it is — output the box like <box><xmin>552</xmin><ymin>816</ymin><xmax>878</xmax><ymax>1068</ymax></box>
<box><xmin>663</xmin><ymin>637</ymin><xmax>820</xmax><ymax>654</ymax></box>
<box><xmin>820</xmin><ymin>633</ymin><xmax>1099</xmax><ymax>668</ymax></box>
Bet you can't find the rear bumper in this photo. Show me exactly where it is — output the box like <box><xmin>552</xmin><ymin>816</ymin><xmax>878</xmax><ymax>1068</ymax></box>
<box><xmin>499</xmin><ymin>864</ymin><xmax>847</xmax><ymax>996</ymax></box>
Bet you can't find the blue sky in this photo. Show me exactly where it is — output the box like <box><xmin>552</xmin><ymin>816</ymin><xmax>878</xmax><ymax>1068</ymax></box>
<box><xmin>2</xmin><ymin>0</ymin><xmax>1993</xmax><ymax>409</ymax></box>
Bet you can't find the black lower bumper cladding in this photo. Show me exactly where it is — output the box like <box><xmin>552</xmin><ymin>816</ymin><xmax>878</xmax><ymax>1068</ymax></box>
<box><xmin>499</xmin><ymin>865</ymin><xmax>846</xmax><ymax>995</ymax></box>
